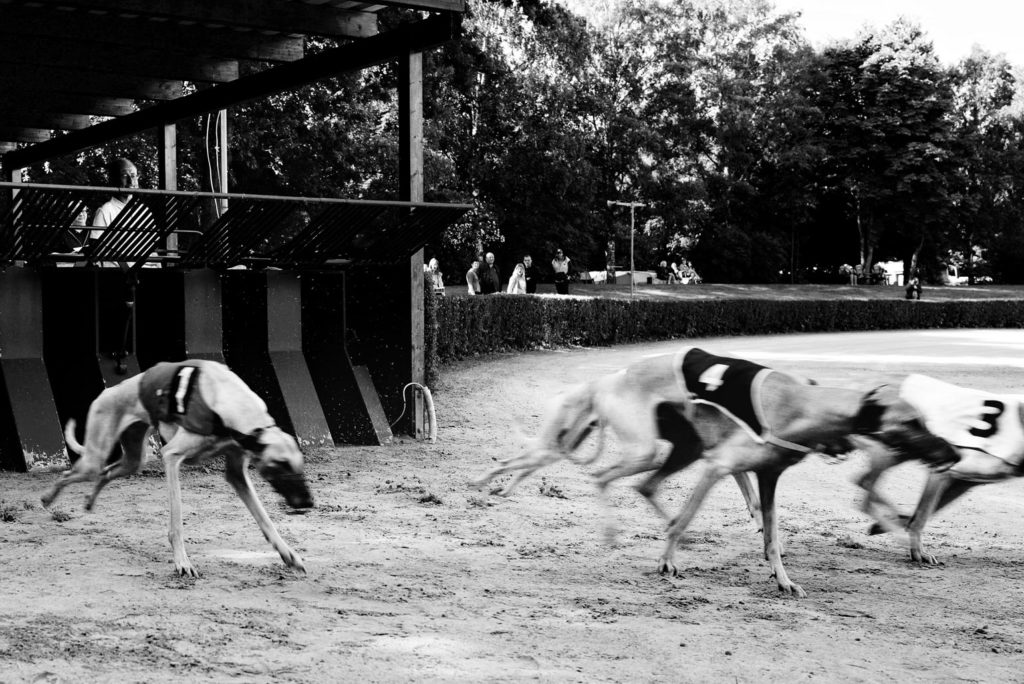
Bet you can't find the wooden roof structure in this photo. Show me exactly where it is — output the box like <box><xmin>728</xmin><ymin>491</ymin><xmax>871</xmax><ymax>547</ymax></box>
<box><xmin>0</xmin><ymin>0</ymin><xmax>465</xmax><ymax>171</ymax></box>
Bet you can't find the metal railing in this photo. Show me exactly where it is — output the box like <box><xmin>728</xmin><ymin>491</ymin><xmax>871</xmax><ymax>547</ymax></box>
<box><xmin>0</xmin><ymin>182</ymin><xmax>471</xmax><ymax>270</ymax></box>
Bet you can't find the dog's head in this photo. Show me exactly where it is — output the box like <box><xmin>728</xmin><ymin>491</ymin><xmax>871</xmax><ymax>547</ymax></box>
<box><xmin>854</xmin><ymin>386</ymin><xmax>960</xmax><ymax>469</ymax></box>
<box><xmin>246</xmin><ymin>427</ymin><xmax>315</xmax><ymax>511</ymax></box>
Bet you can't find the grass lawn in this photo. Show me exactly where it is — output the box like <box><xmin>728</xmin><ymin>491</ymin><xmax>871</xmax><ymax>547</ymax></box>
<box><xmin>517</xmin><ymin>281</ymin><xmax>1024</xmax><ymax>301</ymax></box>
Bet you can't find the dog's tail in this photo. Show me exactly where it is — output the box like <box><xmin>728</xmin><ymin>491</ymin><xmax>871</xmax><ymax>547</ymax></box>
<box><xmin>64</xmin><ymin>419</ymin><xmax>85</xmax><ymax>455</ymax></box>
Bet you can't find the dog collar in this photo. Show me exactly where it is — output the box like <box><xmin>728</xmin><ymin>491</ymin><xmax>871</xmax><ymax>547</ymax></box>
<box><xmin>232</xmin><ymin>426</ymin><xmax>275</xmax><ymax>453</ymax></box>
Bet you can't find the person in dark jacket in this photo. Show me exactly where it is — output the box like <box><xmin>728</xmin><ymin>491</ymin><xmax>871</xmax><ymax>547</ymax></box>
<box><xmin>479</xmin><ymin>251</ymin><xmax>501</xmax><ymax>294</ymax></box>
<box><xmin>523</xmin><ymin>254</ymin><xmax>539</xmax><ymax>294</ymax></box>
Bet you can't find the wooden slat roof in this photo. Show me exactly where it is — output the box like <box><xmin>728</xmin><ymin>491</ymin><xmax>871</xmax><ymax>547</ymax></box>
<box><xmin>0</xmin><ymin>0</ymin><xmax>464</xmax><ymax>167</ymax></box>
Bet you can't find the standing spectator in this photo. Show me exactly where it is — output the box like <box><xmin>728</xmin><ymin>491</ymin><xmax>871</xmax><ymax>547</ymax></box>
<box><xmin>655</xmin><ymin>260</ymin><xmax>671</xmax><ymax>284</ymax></box>
<box><xmin>523</xmin><ymin>254</ymin><xmax>539</xmax><ymax>294</ymax></box>
<box><xmin>426</xmin><ymin>257</ymin><xmax>445</xmax><ymax>296</ymax></box>
<box><xmin>905</xmin><ymin>276</ymin><xmax>922</xmax><ymax>300</ymax></box>
<box><xmin>506</xmin><ymin>263</ymin><xmax>527</xmax><ymax>294</ymax></box>
<box><xmin>479</xmin><ymin>251</ymin><xmax>501</xmax><ymax>294</ymax></box>
<box><xmin>466</xmin><ymin>259</ymin><xmax>481</xmax><ymax>296</ymax></box>
<box><xmin>551</xmin><ymin>248</ymin><xmax>570</xmax><ymax>295</ymax></box>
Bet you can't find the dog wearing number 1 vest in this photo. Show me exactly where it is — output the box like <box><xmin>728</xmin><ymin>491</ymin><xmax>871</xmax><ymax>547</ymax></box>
<box><xmin>41</xmin><ymin>359</ymin><xmax>313</xmax><ymax>578</ymax></box>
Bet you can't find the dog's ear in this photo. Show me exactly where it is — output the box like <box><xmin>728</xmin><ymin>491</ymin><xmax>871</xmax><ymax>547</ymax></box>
<box><xmin>854</xmin><ymin>386</ymin><xmax>888</xmax><ymax>434</ymax></box>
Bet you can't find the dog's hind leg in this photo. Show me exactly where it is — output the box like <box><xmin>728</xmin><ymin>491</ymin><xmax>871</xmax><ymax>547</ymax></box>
<box><xmin>731</xmin><ymin>471</ymin><xmax>761</xmax><ymax>525</ymax></box>
<box><xmin>224</xmin><ymin>447</ymin><xmax>306</xmax><ymax>573</ymax></box>
<box><xmin>85</xmin><ymin>421</ymin><xmax>149</xmax><ymax>511</ymax></box>
<box><xmin>757</xmin><ymin>466</ymin><xmax>805</xmax><ymax>597</ymax></box>
<box><xmin>592</xmin><ymin>449</ymin><xmax>660</xmax><ymax>544</ymax></box>
<box><xmin>470</xmin><ymin>448</ymin><xmax>564</xmax><ymax>495</ymax></box>
<box><xmin>636</xmin><ymin>404</ymin><xmax>706</xmax><ymax>520</ymax></box>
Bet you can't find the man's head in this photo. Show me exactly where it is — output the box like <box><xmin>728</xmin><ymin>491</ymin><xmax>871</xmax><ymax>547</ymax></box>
<box><xmin>555</xmin><ymin>249</ymin><xmax>564</xmax><ymax>259</ymax></box>
<box><xmin>471</xmin><ymin>259</ymin><xmax>480</xmax><ymax>271</ymax></box>
<box><xmin>486</xmin><ymin>252</ymin><xmax>495</xmax><ymax>265</ymax></box>
<box><xmin>107</xmin><ymin>158</ymin><xmax>139</xmax><ymax>201</ymax></box>
<box><xmin>524</xmin><ymin>255</ymin><xmax>532</xmax><ymax>267</ymax></box>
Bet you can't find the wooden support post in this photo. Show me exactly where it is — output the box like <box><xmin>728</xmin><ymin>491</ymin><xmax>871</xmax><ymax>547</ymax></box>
<box><xmin>158</xmin><ymin>123</ymin><xmax>177</xmax><ymax>253</ymax></box>
<box><xmin>399</xmin><ymin>49</ymin><xmax>426</xmax><ymax>439</ymax></box>
<box><xmin>217</xmin><ymin>110</ymin><xmax>229</xmax><ymax>217</ymax></box>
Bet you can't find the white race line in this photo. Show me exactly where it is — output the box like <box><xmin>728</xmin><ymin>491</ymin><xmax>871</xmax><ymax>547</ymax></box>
<box><xmin>724</xmin><ymin>351</ymin><xmax>1024</xmax><ymax>367</ymax></box>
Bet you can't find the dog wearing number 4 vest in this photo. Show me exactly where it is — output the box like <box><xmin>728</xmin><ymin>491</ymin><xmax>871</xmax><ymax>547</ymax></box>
<box><xmin>41</xmin><ymin>359</ymin><xmax>314</xmax><ymax>577</ymax></box>
<box><xmin>474</xmin><ymin>347</ymin><xmax>952</xmax><ymax>596</ymax></box>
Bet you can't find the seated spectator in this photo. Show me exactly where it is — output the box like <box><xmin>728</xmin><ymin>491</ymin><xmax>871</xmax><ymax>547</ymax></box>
<box><xmin>669</xmin><ymin>262</ymin><xmax>683</xmax><ymax>284</ymax></box>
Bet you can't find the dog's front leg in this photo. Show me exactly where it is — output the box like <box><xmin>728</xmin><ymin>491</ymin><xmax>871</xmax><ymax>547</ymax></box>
<box><xmin>904</xmin><ymin>473</ymin><xmax>972</xmax><ymax>565</ymax></box>
<box><xmin>855</xmin><ymin>440</ymin><xmax>911</xmax><ymax>540</ymax></box>
<box><xmin>225</xmin><ymin>449</ymin><xmax>306</xmax><ymax>573</ymax></box>
<box><xmin>757</xmin><ymin>466</ymin><xmax>805</xmax><ymax>598</ymax></box>
<box><xmin>161</xmin><ymin>444</ymin><xmax>198</xmax><ymax>578</ymax></box>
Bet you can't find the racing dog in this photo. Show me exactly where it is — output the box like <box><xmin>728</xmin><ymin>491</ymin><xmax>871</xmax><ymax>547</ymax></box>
<box><xmin>41</xmin><ymin>360</ymin><xmax>314</xmax><ymax>577</ymax></box>
<box><xmin>474</xmin><ymin>348</ymin><xmax>951</xmax><ymax>595</ymax></box>
<box><xmin>470</xmin><ymin>352</ymin><xmax>763</xmax><ymax>537</ymax></box>
<box><xmin>858</xmin><ymin>374</ymin><xmax>1023</xmax><ymax>564</ymax></box>
<box><xmin>653</xmin><ymin>350</ymin><xmax>955</xmax><ymax>597</ymax></box>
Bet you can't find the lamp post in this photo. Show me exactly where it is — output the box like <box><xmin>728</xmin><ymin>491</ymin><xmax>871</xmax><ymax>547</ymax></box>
<box><xmin>607</xmin><ymin>200</ymin><xmax>646</xmax><ymax>299</ymax></box>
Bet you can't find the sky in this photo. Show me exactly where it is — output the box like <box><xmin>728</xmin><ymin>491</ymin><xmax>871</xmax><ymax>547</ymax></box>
<box><xmin>770</xmin><ymin>0</ymin><xmax>1024</xmax><ymax>66</ymax></box>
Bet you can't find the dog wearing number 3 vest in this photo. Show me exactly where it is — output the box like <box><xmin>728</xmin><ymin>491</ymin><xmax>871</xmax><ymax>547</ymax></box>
<box><xmin>41</xmin><ymin>359</ymin><xmax>314</xmax><ymax>577</ymax></box>
<box><xmin>857</xmin><ymin>373</ymin><xmax>1024</xmax><ymax>564</ymax></box>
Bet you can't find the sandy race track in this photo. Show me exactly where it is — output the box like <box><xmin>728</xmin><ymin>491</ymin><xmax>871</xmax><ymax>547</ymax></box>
<box><xmin>2</xmin><ymin>330</ymin><xmax>1024</xmax><ymax>683</ymax></box>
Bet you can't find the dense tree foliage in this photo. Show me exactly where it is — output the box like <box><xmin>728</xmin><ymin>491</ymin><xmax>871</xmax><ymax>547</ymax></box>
<box><xmin>22</xmin><ymin>0</ymin><xmax>1024</xmax><ymax>284</ymax></box>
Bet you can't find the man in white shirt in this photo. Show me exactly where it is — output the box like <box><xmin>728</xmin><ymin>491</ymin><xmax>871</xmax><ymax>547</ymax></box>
<box><xmin>89</xmin><ymin>158</ymin><xmax>140</xmax><ymax>242</ymax></box>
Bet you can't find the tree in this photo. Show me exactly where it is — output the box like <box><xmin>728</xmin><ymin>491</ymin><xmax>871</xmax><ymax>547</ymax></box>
<box><xmin>811</xmin><ymin>19</ymin><xmax>956</xmax><ymax>278</ymax></box>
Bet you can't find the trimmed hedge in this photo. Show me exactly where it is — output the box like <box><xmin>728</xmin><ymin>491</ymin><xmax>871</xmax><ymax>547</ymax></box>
<box><xmin>429</xmin><ymin>294</ymin><xmax>1024</xmax><ymax>367</ymax></box>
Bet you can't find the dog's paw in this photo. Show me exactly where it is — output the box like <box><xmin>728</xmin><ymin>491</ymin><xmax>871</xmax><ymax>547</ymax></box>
<box><xmin>778</xmin><ymin>582</ymin><xmax>807</xmax><ymax>598</ymax></box>
<box><xmin>910</xmin><ymin>549</ymin><xmax>940</xmax><ymax>565</ymax></box>
<box><xmin>657</xmin><ymin>559</ymin><xmax>678</xmax><ymax>577</ymax></box>
<box><xmin>174</xmin><ymin>559</ymin><xmax>200</xmax><ymax>578</ymax></box>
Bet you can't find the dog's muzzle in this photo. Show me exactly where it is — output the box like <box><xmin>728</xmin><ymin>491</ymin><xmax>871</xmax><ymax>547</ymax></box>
<box><xmin>260</xmin><ymin>464</ymin><xmax>314</xmax><ymax>511</ymax></box>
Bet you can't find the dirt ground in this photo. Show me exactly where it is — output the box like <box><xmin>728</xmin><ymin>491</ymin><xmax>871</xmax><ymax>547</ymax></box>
<box><xmin>2</xmin><ymin>332</ymin><xmax>1023</xmax><ymax>683</ymax></box>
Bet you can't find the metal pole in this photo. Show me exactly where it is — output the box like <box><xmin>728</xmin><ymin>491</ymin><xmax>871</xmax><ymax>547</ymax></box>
<box><xmin>607</xmin><ymin>199</ymin><xmax>645</xmax><ymax>299</ymax></box>
<box><xmin>630</xmin><ymin>203</ymin><xmax>635</xmax><ymax>300</ymax></box>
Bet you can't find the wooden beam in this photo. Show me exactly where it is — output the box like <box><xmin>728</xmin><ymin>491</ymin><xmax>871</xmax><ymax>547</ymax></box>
<box><xmin>0</xmin><ymin>113</ymin><xmax>91</xmax><ymax>132</ymax></box>
<box><xmin>0</xmin><ymin>34</ymin><xmax>239</xmax><ymax>83</ymax></box>
<box><xmin>9</xmin><ymin>1</ymin><xmax>378</xmax><ymax>38</ymax></box>
<box><xmin>0</xmin><ymin>65</ymin><xmax>182</xmax><ymax>101</ymax></box>
<box><xmin>380</xmin><ymin>0</ymin><xmax>466</xmax><ymax>10</ymax></box>
<box><xmin>0</xmin><ymin>129</ymin><xmax>53</xmax><ymax>144</ymax></box>
<box><xmin>0</xmin><ymin>6</ymin><xmax>307</xmax><ymax>62</ymax></box>
<box><xmin>0</xmin><ymin>94</ymin><xmax>135</xmax><ymax>118</ymax></box>
<box><xmin>4</xmin><ymin>13</ymin><xmax>461</xmax><ymax>170</ymax></box>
